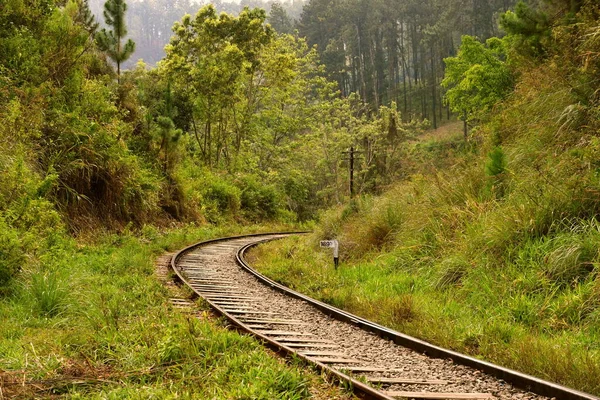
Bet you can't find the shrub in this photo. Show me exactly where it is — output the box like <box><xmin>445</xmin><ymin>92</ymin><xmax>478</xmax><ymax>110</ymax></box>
<box><xmin>0</xmin><ymin>220</ymin><xmax>23</xmax><ymax>295</ymax></box>
<box><xmin>29</xmin><ymin>271</ymin><xmax>68</xmax><ymax>317</ymax></box>
<box><xmin>543</xmin><ymin>231</ymin><xmax>598</xmax><ymax>288</ymax></box>
<box><xmin>340</xmin><ymin>195</ymin><xmax>404</xmax><ymax>256</ymax></box>
<box><xmin>236</xmin><ymin>175</ymin><xmax>281</xmax><ymax>221</ymax></box>
<box><xmin>485</xmin><ymin>146</ymin><xmax>507</xmax><ymax>197</ymax></box>
<box><xmin>436</xmin><ymin>255</ymin><xmax>471</xmax><ymax>290</ymax></box>
<box><xmin>389</xmin><ymin>294</ymin><xmax>417</xmax><ymax>324</ymax></box>
<box><xmin>203</xmin><ymin>178</ymin><xmax>241</xmax><ymax>220</ymax></box>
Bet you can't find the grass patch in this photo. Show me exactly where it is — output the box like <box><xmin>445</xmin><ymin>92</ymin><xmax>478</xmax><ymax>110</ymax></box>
<box><xmin>250</xmin><ymin>223</ymin><xmax>600</xmax><ymax>395</ymax></box>
<box><xmin>247</xmin><ymin>48</ymin><xmax>600</xmax><ymax>395</ymax></box>
<box><xmin>0</xmin><ymin>224</ymin><xmax>349</xmax><ymax>399</ymax></box>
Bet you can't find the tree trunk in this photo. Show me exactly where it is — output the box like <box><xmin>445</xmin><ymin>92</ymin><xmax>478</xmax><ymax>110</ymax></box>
<box><xmin>430</xmin><ymin>43</ymin><xmax>437</xmax><ymax>129</ymax></box>
<box><xmin>205</xmin><ymin>120</ymin><xmax>211</xmax><ymax>167</ymax></box>
<box><xmin>356</xmin><ymin>23</ymin><xmax>367</xmax><ymax>103</ymax></box>
<box><xmin>438</xmin><ymin>84</ymin><xmax>443</xmax><ymax>123</ymax></box>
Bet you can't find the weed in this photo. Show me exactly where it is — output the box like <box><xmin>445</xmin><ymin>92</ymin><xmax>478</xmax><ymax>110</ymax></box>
<box><xmin>0</xmin><ymin>221</ymin><xmax>23</xmax><ymax>295</ymax></box>
<box><xmin>543</xmin><ymin>234</ymin><xmax>597</xmax><ymax>288</ymax></box>
<box><xmin>0</xmin><ymin>226</ymin><xmax>341</xmax><ymax>398</ymax></box>
<box><xmin>435</xmin><ymin>256</ymin><xmax>471</xmax><ymax>289</ymax></box>
<box><xmin>389</xmin><ymin>294</ymin><xmax>417</xmax><ymax>324</ymax></box>
<box><xmin>29</xmin><ymin>271</ymin><xmax>68</xmax><ymax>317</ymax></box>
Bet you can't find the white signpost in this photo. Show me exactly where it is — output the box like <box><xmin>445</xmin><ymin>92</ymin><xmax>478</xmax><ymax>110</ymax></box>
<box><xmin>320</xmin><ymin>240</ymin><xmax>339</xmax><ymax>269</ymax></box>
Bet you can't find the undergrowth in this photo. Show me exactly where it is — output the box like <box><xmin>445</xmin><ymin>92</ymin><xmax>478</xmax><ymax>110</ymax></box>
<box><xmin>0</xmin><ymin>224</ymin><xmax>341</xmax><ymax>399</ymax></box>
<box><xmin>249</xmin><ymin>7</ymin><xmax>600</xmax><ymax>394</ymax></box>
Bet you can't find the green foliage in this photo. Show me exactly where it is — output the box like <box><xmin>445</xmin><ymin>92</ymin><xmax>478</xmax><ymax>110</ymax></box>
<box><xmin>0</xmin><ymin>225</ymin><xmax>336</xmax><ymax>398</ymax></box>
<box><xmin>269</xmin><ymin>2</ymin><xmax>294</xmax><ymax>35</ymax></box>
<box><xmin>0</xmin><ymin>0</ymin><xmax>165</xmax><ymax>228</ymax></box>
<box><xmin>0</xmin><ymin>149</ymin><xmax>66</xmax><ymax>295</ymax></box>
<box><xmin>542</xmin><ymin>229</ymin><xmax>598</xmax><ymax>288</ymax></box>
<box><xmin>160</xmin><ymin>16</ymin><xmax>426</xmax><ymax>220</ymax></box>
<box><xmin>74</xmin><ymin>0</ymin><xmax>98</xmax><ymax>35</ymax></box>
<box><xmin>29</xmin><ymin>271</ymin><xmax>68</xmax><ymax>317</ymax></box>
<box><xmin>164</xmin><ymin>5</ymin><xmax>273</xmax><ymax>168</ymax></box>
<box><xmin>96</xmin><ymin>0</ymin><xmax>135</xmax><ymax>80</ymax></box>
<box><xmin>485</xmin><ymin>147</ymin><xmax>506</xmax><ymax>177</ymax></box>
<box><xmin>298</xmin><ymin>0</ymin><xmax>519</xmax><ymax>111</ymax></box>
<box><xmin>237</xmin><ymin>175</ymin><xmax>281</xmax><ymax>221</ymax></box>
<box><xmin>202</xmin><ymin>176</ymin><xmax>242</xmax><ymax>221</ymax></box>
<box><xmin>0</xmin><ymin>219</ymin><xmax>23</xmax><ymax>294</ymax></box>
<box><xmin>500</xmin><ymin>1</ymin><xmax>552</xmax><ymax>58</ymax></box>
<box><xmin>435</xmin><ymin>256</ymin><xmax>471</xmax><ymax>290</ymax></box>
<box><xmin>484</xmin><ymin>146</ymin><xmax>507</xmax><ymax>197</ymax></box>
<box><xmin>442</xmin><ymin>36</ymin><xmax>514</xmax><ymax>124</ymax></box>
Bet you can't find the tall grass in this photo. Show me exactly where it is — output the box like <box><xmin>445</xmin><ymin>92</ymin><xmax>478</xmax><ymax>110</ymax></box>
<box><xmin>29</xmin><ymin>271</ymin><xmax>68</xmax><ymax>317</ymax></box>
<box><xmin>249</xmin><ymin>54</ymin><xmax>600</xmax><ymax>393</ymax></box>
<box><xmin>0</xmin><ymin>225</ymin><xmax>342</xmax><ymax>398</ymax></box>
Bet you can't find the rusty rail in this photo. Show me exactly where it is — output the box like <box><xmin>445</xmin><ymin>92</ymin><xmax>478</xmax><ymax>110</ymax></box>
<box><xmin>169</xmin><ymin>233</ymin><xmax>599</xmax><ymax>400</ymax></box>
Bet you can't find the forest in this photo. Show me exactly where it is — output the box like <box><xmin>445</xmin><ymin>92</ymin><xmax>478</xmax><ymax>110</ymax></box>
<box><xmin>1</xmin><ymin>0</ymin><xmax>600</xmax><ymax>397</ymax></box>
<box><xmin>89</xmin><ymin>0</ymin><xmax>519</xmax><ymax>124</ymax></box>
<box><xmin>86</xmin><ymin>0</ymin><xmax>306</xmax><ymax>66</ymax></box>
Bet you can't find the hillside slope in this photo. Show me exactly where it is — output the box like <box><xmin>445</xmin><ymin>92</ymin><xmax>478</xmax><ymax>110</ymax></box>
<box><xmin>250</xmin><ymin>2</ymin><xmax>600</xmax><ymax>395</ymax></box>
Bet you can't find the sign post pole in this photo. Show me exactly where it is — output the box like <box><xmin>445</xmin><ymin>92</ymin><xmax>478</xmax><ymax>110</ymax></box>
<box><xmin>333</xmin><ymin>241</ymin><xmax>339</xmax><ymax>269</ymax></box>
<box><xmin>320</xmin><ymin>240</ymin><xmax>339</xmax><ymax>269</ymax></box>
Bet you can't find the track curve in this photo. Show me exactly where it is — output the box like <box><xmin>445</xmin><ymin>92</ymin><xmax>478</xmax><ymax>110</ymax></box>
<box><xmin>170</xmin><ymin>233</ymin><xmax>599</xmax><ymax>400</ymax></box>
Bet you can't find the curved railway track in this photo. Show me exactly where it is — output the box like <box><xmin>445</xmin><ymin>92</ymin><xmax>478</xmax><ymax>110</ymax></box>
<box><xmin>170</xmin><ymin>233</ymin><xmax>598</xmax><ymax>400</ymax></box>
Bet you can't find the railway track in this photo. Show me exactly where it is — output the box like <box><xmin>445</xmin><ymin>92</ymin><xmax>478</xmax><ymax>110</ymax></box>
<box><xmin>169</xmin><ymin>233</ymin><xmax>598</xmax><ymax>400</ymax></box>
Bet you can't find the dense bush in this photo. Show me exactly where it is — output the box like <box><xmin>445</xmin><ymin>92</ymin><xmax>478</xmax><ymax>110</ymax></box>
<box><xmin>0</xmin><ymin>220</ymin><xmax>23</xmax><ymax>294</ymax></box>
<box><xmin>0</xmin><ymin>150</ymin><xmax>67</xmax><ymax>295</ymax></box>
<box><xmin>237</xmin><ymin>175</ymin><xmax>281</xmax><ymax>221</ymax></box>
<box><xmin>199</xmin><ymin>175</ymin><xmax>241</xmax><ymax>222</ymax></box>
<box><xmin>253</xmin><ymin>3</ymin><xmax>600</xmax><ymax>394</ymax></box>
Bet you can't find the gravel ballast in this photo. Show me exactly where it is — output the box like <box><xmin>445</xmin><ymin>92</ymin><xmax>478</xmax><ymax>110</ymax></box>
<box><xmin>176</xmin><ymin>236</ymin><xmax>552</xmax><ymax>400</ymax></box>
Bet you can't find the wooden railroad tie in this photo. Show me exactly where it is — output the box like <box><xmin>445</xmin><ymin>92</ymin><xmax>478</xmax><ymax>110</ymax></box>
<box><xmin>212</xmin><ymin>300</ymin><xmax>251</xmax><ymax>307</ymax></box>
<box><xmin>385</xmin><ymin>392</ymin><xmax>495</xmax><ymax>399</ymax></box>
<box><xmin>203</xmin><ymin>295</ymin><xmax>259</xmax><ymax>300</ymax></box>
<box><xmin>367</xmin><ymin>377</ymin><xmax>449</xmax><ymax>385</ymax></box>
<box><xmin>310</xmin><ymin>357</ymin><xmax>361</xmax><ymax>364</ymax></box>
<box><xmin>240</xmin><ymin>318</ymin><xmax>305</xmax><ymax>324</ymax></box>
<box><xmin>226</xmin><ymin>310</ymin><xmax>276</xmax><ymax>315</ymax></box>
<box><xmin>282</xmin><ymin>343</ymin><xmax>339</xmax><ymax>349</ymax></box>
<box><xmin>299</xmin><ymin>350</ymin><xmax>347</xmax><ymax>357</ymax></box>
<box><xmin>193</xmin><ymin>287</ymin><xmax>239</xmax><ymax>292</ymax></box>
<box><xmin>221</xmin><ymin>307</ymin><xmax>257</xmax><ymax>312</ymax></box>
<box><xmin>275</xmin><ymin>337</ymin><xmax>334</xmax><ymax>343</ymax></box>
<box><xmin>253</xmin><ymin>330</ymin><xmax>313</xmax><ymax>336</ymax></box>
<box><xmin>342</xmin><ymin>367</ymin><xmax>406</xmax><ymax>373</ymax></box>
<box><xmin>188</xmin><ymin>279</ymin><xmax>233</xmax><ymax>284</ymax></box>
<box><xmin>192</xmin><ymin>284</ymin><xmax>239</xmax><ymax>289</ymax></box>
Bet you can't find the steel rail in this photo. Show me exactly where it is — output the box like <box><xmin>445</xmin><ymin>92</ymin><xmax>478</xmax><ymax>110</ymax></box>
<box><xmin>170</xmin><ymin>232</ymin><xmax>395</xmax><ymax>400</ymax></box>
<box><xmin>237</xmin><ymin>237</ymin><xmax>599</xmax><ymax>400</ymax></box>
<box><xmin>170</xmin><ymin>232</ymin><xmax>599</xmax><ymax>400</ymax></box>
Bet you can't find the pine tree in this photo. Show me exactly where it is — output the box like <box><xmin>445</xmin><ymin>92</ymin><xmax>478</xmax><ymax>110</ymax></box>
<box><xmin>96</xmin><ymin>0</ymin><xmax>135</xmax><ymax>83</ymax></box>
<box><xmin>75</xmin><ymin>0</ymin><xmax>99</xmax><ymax>35</ymax></box>
<box><xmin>268</xmin><ymin>2</ymin><xmax>293</xmax><ymax>35</ymax></box>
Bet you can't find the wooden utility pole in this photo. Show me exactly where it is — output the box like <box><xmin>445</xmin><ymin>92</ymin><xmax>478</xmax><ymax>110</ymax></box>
<box><xmin>342</xmin><ymin>146</ymin><xmax>360</xmax><ymax>198</ymax></box>
<box><xmin>350</xmin><ymin>146</ymin><xmax>355</xmax><ymax>198</ymax></box>
<box><xmin>431</xmin><ymin>44</ymin><xmax>437</xmax><ymax>129</ymax></box>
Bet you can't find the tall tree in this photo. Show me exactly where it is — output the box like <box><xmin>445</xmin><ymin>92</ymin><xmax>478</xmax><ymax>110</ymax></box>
<box><xmin>164</xmin><ymin>5</ymin><xmax>273</xmax><ymax>168</ymax></box>
<box><xmin>96</xmin><ymin>0</ymin><xmax>135</xmax><ymax>82</ymax></box>
<box><xmin>75</xmin><ymin>0</ymin><xmax>99</xmax><ymax>35</ymax></box>
<box><xmin>442</xmin><ymin>35</ymin><xmax>514</xmax><ymax>138</ymax></box>
<box><xmin>298</xmin><ymin>0</ymin><xmax>520</xmax><ymax>119</ymax></box>
<box><xmin>269</xmin><ymin>2</ymin><xmax>294</xmax><ymax>34</ymax></box>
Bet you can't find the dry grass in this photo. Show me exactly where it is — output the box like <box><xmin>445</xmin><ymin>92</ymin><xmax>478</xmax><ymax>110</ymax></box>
<box><xmin>413</xmin><ymin>121</ymin><xmax>464</xmax><ymax>143</ymax></box>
